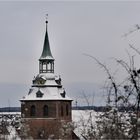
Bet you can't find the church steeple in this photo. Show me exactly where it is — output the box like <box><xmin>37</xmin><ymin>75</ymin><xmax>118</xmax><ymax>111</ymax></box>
<box><xmin>40</xmin><ymin>20</ymin><xmax>54</xmax><ymax>60</ymax></box>
<box><xmin>39</xmin><ymin>19</ymin><xmax>54</xmax><ymax>73</ymax></box>
<box><xmin>20</xmin><ymin>19</ymin><xmax>73</xmax><ymax>139</ymax></box>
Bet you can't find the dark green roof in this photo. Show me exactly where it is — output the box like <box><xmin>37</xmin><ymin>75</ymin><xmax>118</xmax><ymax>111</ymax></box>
<box><xmin>40</xmin><ymin>21</ymin><xmax>54</xmax><ymax>60</ymax></box>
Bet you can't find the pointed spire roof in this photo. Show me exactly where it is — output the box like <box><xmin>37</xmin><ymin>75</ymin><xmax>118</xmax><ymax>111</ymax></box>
<box><xmin>40</xmin><ymin>20</ymin><xmax>54</xmax><ymax>60</ymax></box>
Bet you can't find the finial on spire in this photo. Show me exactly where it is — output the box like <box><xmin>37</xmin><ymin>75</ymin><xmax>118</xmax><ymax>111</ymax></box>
<box><xmin>45</xmin><ymin>14</ymin><xmax>48</xmax><ymax>23</ymax></box>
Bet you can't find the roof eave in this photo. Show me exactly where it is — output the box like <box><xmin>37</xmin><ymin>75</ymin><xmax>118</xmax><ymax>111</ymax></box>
<box><xmin>20</xmin><ymin>99</ymin><xmax>73</xmax><ymax>101</ymax></box>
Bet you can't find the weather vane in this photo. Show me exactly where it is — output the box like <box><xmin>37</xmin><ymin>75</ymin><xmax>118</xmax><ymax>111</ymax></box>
<box><xmin>46</xmin><ymin>14</ymin><xmax>48</xmax><ymax>21</ymax></box>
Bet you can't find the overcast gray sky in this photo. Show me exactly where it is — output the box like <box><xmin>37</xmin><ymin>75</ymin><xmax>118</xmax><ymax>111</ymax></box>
<box><xmin>0</xmin><ymin>1</ymin><xmax>140</xmax><ymax>107</ymax></box>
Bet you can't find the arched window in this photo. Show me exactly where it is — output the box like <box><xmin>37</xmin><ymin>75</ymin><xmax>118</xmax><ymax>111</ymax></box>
<box><xmin>66</xmin><ymin>104</ymin><xmax>69</xmax><ymax>116</ymax></box>
<box><xmin>61</xmin><ymin>106</ymin><xmax>64</xmax><ymax>116</ymax></box>
<box><xmin>30</xmin><ymin>105</ymin><xmax>36</xmax><ymax>116</ymax></box>
<box><xmin>43</xmin><ymin>105</ymin><xmax>48</xmax><ymax>116</ymax></box>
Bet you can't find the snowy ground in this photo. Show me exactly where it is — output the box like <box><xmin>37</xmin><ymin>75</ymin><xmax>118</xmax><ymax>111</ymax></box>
<box><xmin>0</xmin><ymin>112</ymin><xmax>21</xmax><ymax>139</ymax></box>
<box><xmin>72</xmin><ymin>110</ymin><xmax>98</xmax><ymax>138</ymax></box>
<box><xmin>0</xmin><ymin>110</ymin><xmax>97</xmax><ymax>139</ymax></box>
<box><xmin>72</xmin><ymin>110</ymin><xmax>97</xmax><ymax>122</ymax></box>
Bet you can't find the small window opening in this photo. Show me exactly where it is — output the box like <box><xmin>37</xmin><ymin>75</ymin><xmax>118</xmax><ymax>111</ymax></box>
<box><xmin>43</xmin><ymin>63</ymin><xmax>47</xmax><ymax>73</ymax></box>
<box><xmin>43</xmin><ymin>105</ymin><xmax>48</xmax><ymax>116</ymax></box>
<box><xmin>30</xmin><ymin>105</ymin><xmax>36</xmax><ymax>116</ymax></box>
<box><xmin>60</xmin><ymin>90</ymin><xmax>66</xmax><ymax>98</ymax></box>
<box><xmin>61</xmin><ymin>106</ymin><xmax>64</xmax><ymax>116</ymax></box>
<box><xmin>36</xmin><ymin>90</ymin><xmax>43</xmax><ymax>98</ymax></box>
<box><xmin>66</xmin><ymin>104</ymin><xmax>69</xmax><ymax>116</ymax></box>
<box><xmin>47</xmin><ymin>62</ymin><xmax>51</xmax><ymax>70</ymax></box>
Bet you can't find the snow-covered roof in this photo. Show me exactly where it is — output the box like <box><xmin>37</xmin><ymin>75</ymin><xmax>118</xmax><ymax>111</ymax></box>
<box><xmin>35</xmin><ymin>73</ymin><xmax>55</xmax><ymax>80</ymax></box>
<box><xmin>32</xmin><ymin>73</ymin><xmax>62</xmax><ymax>87</ymax></box>
<box><xmin>39</xmin><ymin>56</ymin><xmax>54</xmax><ymax>60</ymax></box>
<box><xmin>20</xmin><ymin>85</ymin><xmax>72</xmax><ymax>101</ymax></box>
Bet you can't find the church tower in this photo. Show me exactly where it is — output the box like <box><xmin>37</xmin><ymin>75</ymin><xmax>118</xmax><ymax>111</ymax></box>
<box><xmin>20</xmin><ymin>19</ymin><xmax>73</xmax><ymax>139</ymax></box>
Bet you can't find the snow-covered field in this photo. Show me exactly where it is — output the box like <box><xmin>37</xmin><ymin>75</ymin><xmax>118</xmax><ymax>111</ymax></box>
<box><xmin>72</xmin><ymin>110</ymin><xmax>97</xmax><ymax>138</ymax></box>
<box><xmin>72</xmin><ymin>110</ymin><xmax>96</xmax><ymax>121</ymax></box>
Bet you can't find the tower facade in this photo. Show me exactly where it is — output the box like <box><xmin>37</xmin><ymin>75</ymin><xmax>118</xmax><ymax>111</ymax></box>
<box><xmin>20</xmin><ymin>20</ymin><xmax>73</xmax><ymax>139</ymax></box>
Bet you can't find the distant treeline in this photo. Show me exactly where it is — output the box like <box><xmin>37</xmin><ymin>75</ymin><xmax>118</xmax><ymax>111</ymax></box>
<box><xmin>0</xmin><ymin>107</ymin><xmax>21</xmax><ymax>112</ymax></box>
<box><xmin>0</xmin><ymin>106</ymin><xmax>136</xmax><ymax>112</ymax></box>
<box><xmin>72</xmin><ymin>106</ymin><xmax>106</xmax><ymax>112</ymax></box>
<box><xmin>72</xmin><ymin>106</ymin><xmax>136</xmax><ymax>112</ymax></box>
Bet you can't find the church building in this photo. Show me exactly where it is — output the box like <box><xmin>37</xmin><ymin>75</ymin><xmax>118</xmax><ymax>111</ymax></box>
<box><xmin>20</xmin><ymin>19</ymin><xmax>73</xmax><ymax>139</ymax></box>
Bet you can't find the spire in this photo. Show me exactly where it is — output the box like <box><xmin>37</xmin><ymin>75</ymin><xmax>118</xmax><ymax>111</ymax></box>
<box><xmin>40</xmin><ymin>18</ymin><xmax>54</xmax><ymax>60</ymax></box>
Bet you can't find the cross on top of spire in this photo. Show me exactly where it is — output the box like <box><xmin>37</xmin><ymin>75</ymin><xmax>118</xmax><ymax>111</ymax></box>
<box><xmin>46</xmin><ymin>14</ymin><xmax>48</xmax><ymax>23</ymax></box>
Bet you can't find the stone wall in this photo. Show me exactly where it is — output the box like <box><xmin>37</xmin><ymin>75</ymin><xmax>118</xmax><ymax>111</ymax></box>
<box><xmin>21</xmin><ymin>100</ymin><xmax>71</xmax><ymax>120</ymax></box>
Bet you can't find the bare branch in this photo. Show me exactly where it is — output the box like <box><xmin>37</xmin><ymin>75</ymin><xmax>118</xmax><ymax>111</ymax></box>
<box><xmin>129</xmin><ymin>44</ymin><xmax>140</xmax><ymax>56</ymax></box>
<box><xmin>122</xmin><ymin>24</ymin><xmax>140</xmax><ymax>37</ymax></box>
<box><xmin>83</xmin><ymin>53</ymin><xmax>118</xmax><ymax>108</ymax></box>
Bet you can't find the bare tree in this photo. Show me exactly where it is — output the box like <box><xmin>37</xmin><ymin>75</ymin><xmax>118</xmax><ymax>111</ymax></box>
<box><xmin>83</xmin><ymin>48</ymin><xmax>140</xmax><ymax>139</ymax></box>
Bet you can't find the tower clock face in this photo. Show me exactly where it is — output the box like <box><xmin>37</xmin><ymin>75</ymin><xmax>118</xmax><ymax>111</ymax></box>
<box><xmin>37</xmin><ymin>78</ymin><xmax>46</xmax><ymax>85</ymax></box>
<box><xmin>34</xmin><ymin>76</ymin><xmax>46</xmax><ymax>85</ymax></box>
